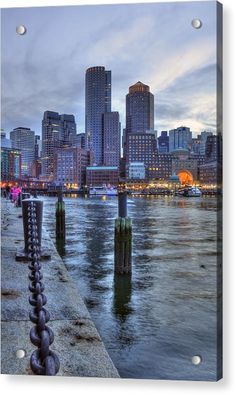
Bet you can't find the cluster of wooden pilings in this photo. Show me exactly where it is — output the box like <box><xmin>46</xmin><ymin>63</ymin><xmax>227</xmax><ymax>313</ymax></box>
<box><xmin>55</xmin><ymin>190</ymin><xmax>132</xmax><ymax>274</ymax></box>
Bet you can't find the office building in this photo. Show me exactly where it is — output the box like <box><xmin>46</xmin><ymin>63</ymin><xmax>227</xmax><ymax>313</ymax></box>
<box><xmin>1</xmin><ymin>131</ymin><xmax>12</xmax><ymax>148</ymax></box>
<box><xmin>54</xmin><ymin>147</ymin><xmax>92</xmax><ymax>187</ymax></box>
<box><xmin>126</xmin><ymin>81</ymin><xmax>154</xmax><ymax>135</ymax></box>
<box><xmin>158</xmin><ymin>131</ymin><xmax>169</xmax><ymax>153</ymax></box>
<box><xmin>86</xmin><ymin>166</ymin><xmax>119</xmax><ymax>186</ymax></box>
<box><xmin>41</xmin><ymin>111</ymin><xmax>76</xmax><ymax>178</ymax></box>
<box><xmin>103</xmin><ymin>111</ymin><xmax>120</xmax><ymax>166</ymax></box>
<box><xmin>85</xmin><ymin>66</ymin><xmax>111</xmax><ymax>164</ymax></box>
<box><xmin>10</xmin><ymin>127</ymin><xmax>35</xmax><ymax>176</ymax></box>
<box><xmin>1</xmin><ymin>147</ymin><xmax>21</xmax><ymax>181</ymax></box>
<box><xmin>127</xmin><ymin>162</ymin><xmax>146</xmax><ymax>180</ymax></box>
<box><xmin>205</xmin><ymin>134</ymin><xmax>222</xmax><ymax>163</ymax></box>
<box><xmin>169</xmin><ymin>126</ymin><xmax>192</xmax><ymax>153</ymax></box>
<box><xmin>199</xmin><ymin>131</ymin><xmax>213</xmax><ymax>156</ymax></box>
<box><xmin>126</xmin><ymin>132</ymin><xmax>158</xmax><ymax>179</ymax></box>
<box><xmin>73</xmin><ymin>133</ymin><xmax>86</xmax><ymax>149</ymax></box>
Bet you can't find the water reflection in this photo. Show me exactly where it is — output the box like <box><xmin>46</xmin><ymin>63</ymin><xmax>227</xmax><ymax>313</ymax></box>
<box><xmin>42</xmin><ymin>195</ymin><xmax>219</xmax><ymax>381</ymax></box>
<box><xmin>113</xmin><ymin>274</ymin><xmax>132</xmax><ymax>323</ymax></box>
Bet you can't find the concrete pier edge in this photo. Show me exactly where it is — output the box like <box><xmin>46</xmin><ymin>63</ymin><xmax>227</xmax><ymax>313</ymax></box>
<box><xmin>1</xmin><ymin>198</ymin><xmax>119</xmax><ymax>378</ymax></box>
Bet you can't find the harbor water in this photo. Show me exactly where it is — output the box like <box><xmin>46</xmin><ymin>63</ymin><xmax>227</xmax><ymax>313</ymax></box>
<box><xmin>42</xmin><ymin>195</ymin><xmax>221</xmax><ymax>381</ymax></box>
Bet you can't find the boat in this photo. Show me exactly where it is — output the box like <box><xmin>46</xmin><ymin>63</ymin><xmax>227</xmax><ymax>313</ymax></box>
<box><xmin>89</xmin><ymin>185</ymin><xmax>117</xmax><ymax>196</ymax></box>
<box><xmin>182</xmin><ymin>186</ymin><xmax>202</xmax><ymax>197</ymax></box>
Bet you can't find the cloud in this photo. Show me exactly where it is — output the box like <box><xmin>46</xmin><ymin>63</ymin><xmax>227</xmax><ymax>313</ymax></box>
<box><xmin>1</xmin><ymin>2</ymin><xmax>218</xmax><ymax>137</ymax></box>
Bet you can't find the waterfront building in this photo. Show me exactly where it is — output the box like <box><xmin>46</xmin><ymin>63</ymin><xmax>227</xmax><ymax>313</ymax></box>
<box><xmin>86</xmin><ymin>166</ymin><xmax>119</xmax><ymax>186</ymax></box>
<box><xmin>199</xmin><ymin>161</ymin><xmax>222</xmax><ymax>185</ymax></box>
<box><xmin>171</xmin><ymin>149</ymin><xmax>200</xmax><ymax>185</ymax></box>
<box><xmin>1</xmin><ymin>131</ymin><xmax>12</xmax><ymax>148</ymax></box>
<box><xmin>1</xmin><ymin>147</ymin><xmax>21</xmax><ymax>181</ymax></box>
<box><xmin>126</xmin><ymin>132</ymin><xmax>158</xmax><ymax>180</ymax></box>
<box><xmin>41</xmin><ymin>111</ymin><xmax>76</xmax><ymax>178</ymax></box>
<box><xmin>103</xmin><ymin>112</ymin><xmax>120</xmax><ymax>166</ymax></box>
<box><xmin>127</xmin><ymin>162</ymin><xmax>146</xmax><ymax>180</ymax></box>
<box><xmin>157</xmin><ymin>154</ymin><xmax>172</xmax><ymax>180</ymax></box>
<box><xmin>10</xmin><ymin>127</ymin><xmax>35</xmax><ymax>176</ymax></box>
<box><xmin>85</xmin><ymin>66</ymin><xmax>111</xmax><ymax>164</ymax></box>
<box><xmin>169</xmin><ymin>126</ymin><xmax>192</xmax><ymax>153</ymax></box>
<box><xmin>54</xmin><ymin>147</ymin><xmax>92</xmax><ymax>188</ymax></box>
<box><xmin>199</xmin><ymin>131</ymin><xmax>213</xmax><ymax>156</ymax></box>
<box><xmin>158</xmin><ymin>131</ymin><xmax>169</xmax><ymax>153</ymax></box>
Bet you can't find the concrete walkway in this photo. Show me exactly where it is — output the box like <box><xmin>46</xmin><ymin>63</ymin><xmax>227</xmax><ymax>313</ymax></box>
<box><xmin>1</xmin><ymin>198</ymin><xmax>119</xmax><ymax>377</ymax></box>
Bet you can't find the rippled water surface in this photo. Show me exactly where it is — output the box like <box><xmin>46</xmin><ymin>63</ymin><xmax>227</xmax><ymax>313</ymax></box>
<box><xmin>42</xmin><ymin>195</ymin><xmax>221</xmax><ymax>381</ymax></box>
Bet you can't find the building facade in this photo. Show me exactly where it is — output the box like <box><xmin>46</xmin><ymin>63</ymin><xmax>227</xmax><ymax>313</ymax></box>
<box><xmin>199</xmin><ymin>131</ymin><xmax>213</xmax><ymax>155</ymax></box>
<box><xmin>158</xmin><ymin>131</ymin><xmax>169</xmax><ymax>153</ymax></box>
<box><xmin>54</xmin><ymin>147</ymin><xmax>92</xmax><ymax>187</ymax></box>
<box><xmin>205</xmin><ymin>134</ymin><xmax>223</xmax><ymax>163</ymax></box>
<box><xmin>157</xmin><ymin>154</ymin><xmax>172</xmax><ymax>180</ymax></box>
<box><xmin>126</xmin><ymin>132</ymin><xmax>158</xmax><ymax>179</ymax></box>
<box><xmin>41</xmin><ymin>111</ymin><xmax>76</xmax><ymax>178</ymax></box>
<box><xmin>125</xmin><ymin>81</ymin><xmax>154</xmax><ymax>135</ymax></box>
<box><xmin>1</xmin><ymin>131</ymin><xmax>12</xmax><ymax>148</ymax></box>
<box><xmin>86</xmin><ymin>166</ymin><xmax>119</xmax><ymax>186</ymax></box>
<box><xmin>169</xmin><ymin>126</ymin><xmax>192</xmax><ymax>153</ymax></box>
<box><xmin>10</xmin><ymin>127</ymin><xmax>35</xmax><ymax>176</ymax></box>
<box><xmin>73</xmin><ymin>133</ymin><xmax>86</xmax><ymax>149</ymax></box>
<box><xmin>85</xmin><ymin>66</ymin><xmax>111</xmax><ymax>164</ymax></box>
<box><xmin>127</xmin><ymin>162</ymin><xmax>146</xmax><ymax>180</ymax></box>
<box><xmin>103</xmin><ymin>111</ymin><xmax>120</xmax><ymax>166</ymax></box>
<box><xmin>1</xmin><ymin>147</ymin><xmax>21</xmax><ymax>181</ymax></box>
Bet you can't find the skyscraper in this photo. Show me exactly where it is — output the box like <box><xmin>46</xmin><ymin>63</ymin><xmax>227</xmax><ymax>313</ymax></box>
<box><xmin>125</xmin><ymin>81</ymin><xmax>154</xmax><ymax>135</ymax></box>
<box><xmin>158</xmin><ymin>131</ymin><xmax>169</xmax><ymax>153</ymax></box>
<box><xmin>10</xmin><ymin>127</ymin><xmax>35</xmax><ymax>176</ymax></box>
<box><xmin>199</xmin><ymin>131</ymin><xmax>213</xmax><ymax>155</ymax></box>
<box><xmin>169</xmin><ymin>126</ymin><xmax>192</xmax><ymax>152</ymax></box>
<box><xmin>85</xmin><ymin>66</ymin><xmax>111</xmax><ymax>164</ymax></box>
<box><xmin>41</xmin><ymin>111</ymin><xmax>76</xmax><ymax>178</ymax></box>
<box><xmin>103</xmin><ymin>112</ymin><xmax>120</xmax><ymax>166</ymax></box>
<box><xmin>125</xmin><ymin>81</ymin><xmax>157</xmax><ymax>179</ymax></box>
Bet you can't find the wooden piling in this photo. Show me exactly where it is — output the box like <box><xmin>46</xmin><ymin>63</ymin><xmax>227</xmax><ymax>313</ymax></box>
<box><xmin>114</xmin><ymin>196</ymin><xmax>132</xmax><ymax>274</ymax></box>
<box><xmin>56</xmin><ymin>193</ymin><xmax>65</xmax><ymax>243</ymax></box>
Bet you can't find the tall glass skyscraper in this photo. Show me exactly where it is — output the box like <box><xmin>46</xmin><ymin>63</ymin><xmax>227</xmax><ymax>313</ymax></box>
<box><xmin>85</xmin><ymin>66</ymin><xmax>111</xmax><ymax>165</ymax></box>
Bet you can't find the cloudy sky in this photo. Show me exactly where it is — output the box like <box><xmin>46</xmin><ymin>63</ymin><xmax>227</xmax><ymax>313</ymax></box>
<box><xmin>1</xmin><ymin>1</ymin><xmax>218</xmax><ymax>137</ymax></box>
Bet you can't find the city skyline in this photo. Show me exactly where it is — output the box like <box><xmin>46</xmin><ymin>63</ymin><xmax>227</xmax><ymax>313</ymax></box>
<box><xmin>1</xmin><ymin>2</ymin><xmax>218</xmax><ymax>137</ymax></box>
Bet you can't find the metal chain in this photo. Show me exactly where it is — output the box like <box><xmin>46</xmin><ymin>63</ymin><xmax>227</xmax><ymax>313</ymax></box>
<box><xmin>27</xmin><ymin>202</ymin><xmax>60</xmax><ymax>375</ymax></box>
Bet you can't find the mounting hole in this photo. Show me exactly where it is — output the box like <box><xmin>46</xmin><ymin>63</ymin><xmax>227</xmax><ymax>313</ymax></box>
<box><xmin>192</xmin><ymin>355</ymin><xmax>202</xmax><ymax>365</ymax></box>
<box><xmin>191</xmin><ymin>19</ymin><xmax>202</xmax><ymax>29</ymax></box>
<box><xmin>16</xmin><ymin>25</ymin><xmax>27</xmax><ymax>35</ymax></box>
<box><xmin>16</xmin><ymin>349</ymin><xmax>26</xmax><ymax>359</ymax></box>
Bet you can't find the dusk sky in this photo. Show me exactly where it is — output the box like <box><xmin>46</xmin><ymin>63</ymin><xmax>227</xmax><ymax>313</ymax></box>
<box><xmin>1</xmin><ymin>1</ymin><xmax>218</xmax><ymax>138</ymax></box>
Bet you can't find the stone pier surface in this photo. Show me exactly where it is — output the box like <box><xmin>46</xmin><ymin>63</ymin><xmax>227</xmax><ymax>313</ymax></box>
<box><xmin>1</xmin><ymin>198</ymin><xmax>119</xmax><ymax>378</ymax></box>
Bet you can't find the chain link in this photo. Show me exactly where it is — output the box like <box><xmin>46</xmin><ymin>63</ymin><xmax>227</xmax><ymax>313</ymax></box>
<box><xmin>27</xmin><ymin>202</ymin><xmax>60</xmax><ymax>375</ymax></box>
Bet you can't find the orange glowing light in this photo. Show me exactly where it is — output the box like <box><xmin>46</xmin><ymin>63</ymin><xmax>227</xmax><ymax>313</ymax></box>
<box><xmin>177</xmin><ymin>170</ymin><xmax>193</xmax><ymax>185</ymax></box>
